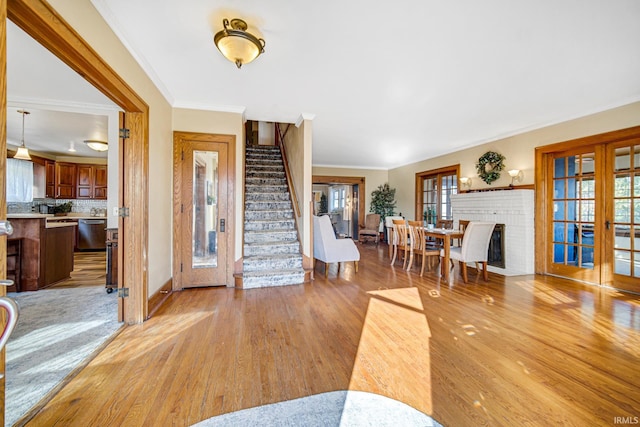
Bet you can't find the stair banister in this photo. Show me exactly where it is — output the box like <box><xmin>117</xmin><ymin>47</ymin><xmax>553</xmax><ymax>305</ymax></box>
<box><xmin>276</xmin><ymin>124</ymin><xmax>301</xmax><ymax>219</ymax></box>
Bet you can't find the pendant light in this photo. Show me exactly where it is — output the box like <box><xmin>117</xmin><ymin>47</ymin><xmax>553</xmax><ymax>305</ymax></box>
<box><xmin>14</xmin><ymin>110</ymin><xmax>32</xmax><ymax>161</ymax></box>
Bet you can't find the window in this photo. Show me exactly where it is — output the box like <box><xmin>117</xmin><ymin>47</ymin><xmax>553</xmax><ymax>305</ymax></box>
<box><xmin>330</xmin><ymin>186</ymin><xmax>346</xmax><ymax>211</ymax></box>
<box><xmin>415</xmin><ymin>165</ymin><xmax>459</xmax><ymax>224</ymax></box>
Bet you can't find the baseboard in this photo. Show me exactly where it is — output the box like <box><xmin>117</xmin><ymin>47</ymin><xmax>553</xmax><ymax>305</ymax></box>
<box><xmin>147</xmin><ymin>278</ymin><xmax>172</xmax><ymax>319</ymax></box>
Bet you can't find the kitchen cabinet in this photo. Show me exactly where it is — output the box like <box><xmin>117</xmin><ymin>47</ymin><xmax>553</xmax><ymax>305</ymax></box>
<box><xmin>45</xmin><ymin>160</ymin><xmax>56</xmax><ymax>198</ymax></box>
<box><xmin>77</xmin><ymin>164</ymin><xmax>107</xmax><ymax>200</ymax></box>
<box><xmin>55</xmin><ymin>162</ymin><xmax>77</xmax><ymax>199</ymax></box>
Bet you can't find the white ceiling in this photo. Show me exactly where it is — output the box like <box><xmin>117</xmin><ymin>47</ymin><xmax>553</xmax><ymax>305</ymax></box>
<box><xmin>7</xmin><ymin>1</ymin><xmax>640</xmax><ymax>168</ymax></box>
<box><xmin>6</xmin><ymin>20</ymin><xmax>116</xmax><ymax>159</ymax></box>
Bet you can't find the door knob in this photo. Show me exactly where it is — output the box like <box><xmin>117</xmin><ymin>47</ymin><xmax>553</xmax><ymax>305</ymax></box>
<box><xmin>0</xmin><ymin>220</ymin><xmax>13</xmax><ymax>236</ymax></box>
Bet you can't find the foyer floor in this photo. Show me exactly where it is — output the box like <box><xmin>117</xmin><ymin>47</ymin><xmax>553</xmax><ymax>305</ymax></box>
<box><xmin>22</xmin><ymin>244</ymin><xmax>640</xmax><ymax>426</ymax></box>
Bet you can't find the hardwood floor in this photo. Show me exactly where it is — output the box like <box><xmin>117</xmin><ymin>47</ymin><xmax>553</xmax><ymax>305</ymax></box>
<box><xmin>50</xmin><ymin>251</ymin><xmax>107</xmax><ymax>289</ymax></box>
<box><xmin>24</xmin><ymin>244</ymin><xmax>640</xmax><ymax>426</ymax></box>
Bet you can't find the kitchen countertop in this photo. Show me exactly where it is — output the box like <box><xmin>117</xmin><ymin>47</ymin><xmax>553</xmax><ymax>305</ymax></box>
<box><xmin>8</xmin><ymin>213</ymin><xmax>107</xmax><ymax>220</ymax></box>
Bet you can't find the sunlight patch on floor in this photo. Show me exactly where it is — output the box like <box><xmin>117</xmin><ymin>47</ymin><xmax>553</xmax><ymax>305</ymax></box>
<box><xmin>348</xmin><ymin>287</ymin><xmax>433</xmax><ymax>415</ymax></box>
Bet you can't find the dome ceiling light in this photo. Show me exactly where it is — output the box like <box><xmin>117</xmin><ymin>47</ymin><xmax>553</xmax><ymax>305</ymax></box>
<box><xmin>214</xmin><ymin>18</ymin><xmax>265</xmax><ymax>69</ymax></box>
<box><xmin>84</xmin><ymin>140</ymin><xmax>109</xmax><ymax>152</ymax></box>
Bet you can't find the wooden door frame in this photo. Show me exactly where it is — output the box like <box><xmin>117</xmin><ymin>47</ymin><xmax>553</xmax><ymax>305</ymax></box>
<box><xmin>173</xmin><ymin>131</ymin><xmax>236</xmax><ymax>289</ymax></box>
<box><xmin>312</xmin><ymin>175</ymin><xmax>365</xmax><ymax>233</ymax></box>
<box><xmin>534</xmin><ymin>125</ymin><xmax>640</xmax><ymax>281</ymax></box>
<box><xmin>3</xmin><ymin>0</ymin><xmax>149</xmax><ymax>323</ymax></box>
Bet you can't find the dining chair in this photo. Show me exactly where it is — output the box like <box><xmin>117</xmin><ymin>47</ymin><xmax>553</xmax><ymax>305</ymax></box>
<box><xmin>385</xmin><ymin>215</ymin><xmax>405</xmax><ymax>259</ymax></box>
<box><xmin>407</xmin><ymin>222</ymin><xmax>440</xmax><ymax>276</ymax></box>
<box><xmin>426</xmin><ymin>219</ymin><xmax>454</xmax><ymax>251</ymax></box>
<box><xmin>390</xmin><ymin>219</ymin><xmax>410</xmax><ymax>268</ymax></box>
<box><xmin>455</xmin><ymin>219</ymin><xmax>470</xmax><ymax>247</ymax></box>
<box><xmin>442</xmin><ymin>221</ymin><xmax>496</xmax><ymax>283</ymax></box>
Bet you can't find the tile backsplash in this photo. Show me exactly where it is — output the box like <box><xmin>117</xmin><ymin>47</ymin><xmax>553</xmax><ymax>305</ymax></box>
<box><xmin>8</xmin><ymin>198</ymin><xmax>108</xmax><ymax>214</ymax></box>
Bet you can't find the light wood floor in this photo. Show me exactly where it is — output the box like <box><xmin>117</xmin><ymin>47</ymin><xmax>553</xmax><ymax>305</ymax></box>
<box><xmin>24</xmin><ymin>244</ymin><xmax>640</xmax><ymax>426</ymax></box>
<box><xmin>51</xmin><ymin>251</ymin><xmax>107</xmax><ymax>289</ymax></box>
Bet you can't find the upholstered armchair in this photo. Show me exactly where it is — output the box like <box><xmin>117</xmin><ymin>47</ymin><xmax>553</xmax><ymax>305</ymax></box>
<box><xmin>358</xmin><ymin>213</ymin><xmax>381</xmax><ymax>244</ymax></box>
<box><xmin>313</xmin><ymin>215</ymin><xmax>361</xmax><ymax>277</ymax></box>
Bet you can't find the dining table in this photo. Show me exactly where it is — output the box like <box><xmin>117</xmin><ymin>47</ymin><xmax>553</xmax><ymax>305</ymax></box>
<box><xmin>423</xmin><ymin>227</ymin><xmax>465</xmax><ymax>282</ymax></box>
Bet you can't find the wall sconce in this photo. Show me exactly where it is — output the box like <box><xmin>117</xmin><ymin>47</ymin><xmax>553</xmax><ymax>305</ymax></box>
<box><xmin>508</xmin><ymin>169</ymin><xmax>523</xmax><ymax>186</ymax></box>
<box><xmin>459</xmin><ymin>177</ymin><xmax>471</xmax><ymax>190</ymax></box>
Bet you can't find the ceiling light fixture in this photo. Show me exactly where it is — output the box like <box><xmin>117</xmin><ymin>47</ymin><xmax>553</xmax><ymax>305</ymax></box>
<box><xmin>68</xmin><ymin>141</ymin><xmax>76</xmax><ymax>152</ymax></box>
<box><xmin>14</xmin><ymin>110</ymin><xmax>32</xmax><ymax>161</ymax></box>
<box><xmin>214</xmin><ymin>18</ymin><xmax>265</xmax><ymax>68</ymax></box>
<box><xmin>84</xmin><ymin>140</ymin><xmax>109</xmax><ymax>152</ymax></box>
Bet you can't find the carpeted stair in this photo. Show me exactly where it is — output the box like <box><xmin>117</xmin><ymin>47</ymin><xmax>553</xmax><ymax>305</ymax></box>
<box><xmin>242</xmin><ymin>145</ymin><xmax>305</xmax><ymax>288</ymax></box>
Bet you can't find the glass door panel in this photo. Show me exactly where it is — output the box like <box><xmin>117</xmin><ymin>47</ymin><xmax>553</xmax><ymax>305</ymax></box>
<box><xmin>609</xmin><ymin>142</ymin><xmax>640</xmax><ymax>291</ymax></box>
<box><xmin>192</xmin><ymin>151</ymin><xmax>218</xmax><ymax>269</ymax></box>
<box><xmin>549</xmin><ymin>151</ymin><xmax>600</xmax><ymax>283</ymax></box>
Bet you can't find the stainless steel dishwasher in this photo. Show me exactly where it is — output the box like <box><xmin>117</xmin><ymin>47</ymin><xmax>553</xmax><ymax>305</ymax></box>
<box><xmin>77</xmin><ymin>218</ymin><xmax>107</xmax><ymax>250</ymax></box>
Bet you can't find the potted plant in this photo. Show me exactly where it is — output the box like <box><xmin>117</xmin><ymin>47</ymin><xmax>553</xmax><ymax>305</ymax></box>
<box><xmin>370</xmin><ymin>183</ymin><xmax>397</xmax><ymax>240</ymax></box>
<box><xmin>53</xmin><ymin>201</ymin><xmax>73</xmax><ymax>216</ymax></box>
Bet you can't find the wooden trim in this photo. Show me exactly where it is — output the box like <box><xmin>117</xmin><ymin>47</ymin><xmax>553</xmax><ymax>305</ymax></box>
<box><xmin>6</xmin><ymin>0</ymin><xmax>150</xmax><ymax>324</ymax></box>
<box><xmin>279</xmin><ymin>143</ymin><xmax>300</xmax><ymax>218</ymax></box>
<box><xmin>7</xmin><ymin>0</ymin><xmax>147</xmax><ymax>113</ymax></box>
<box><xmin>312</xmin><ymin>175</ymin><xmax>366</xmax><ymax>231</ymax></box>
<box><xmin>147</xmin><ymin>278</ymin><xmax>172</xmax><ymax>319</ymax></box>
<box><xmin>1</xmin><ymin>2</ymin><xmax>8</xmax><ymax>423</ymax></box>
<box><xmin>415</xmin><ymin>164</ymin><xmax>460</xmax><ymax>222</ymax></box>
<box><xmin>173</xmin><ymin>132</ymin><xmax>236</xmax><ymax>288</ymax></box>
<box><xmin>534</xmin><ymin>125</ymin><xmax>640</xmax><ymax>283</ymax></box>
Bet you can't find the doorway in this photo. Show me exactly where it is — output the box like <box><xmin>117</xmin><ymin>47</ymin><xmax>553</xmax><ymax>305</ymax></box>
<box><xmin>535</xmin><ymin>126</ymin><xmax>640</xmax><ymax>293</ymax></box>
<box><xmin>312</xmin><ymin>176</ymin><xmax>365</xmax><ymax>240</ymax></box>
<box><xmin>173</xmin><ymin>132</ymin><xmax>235</xmax><ymax>288</ymax></box>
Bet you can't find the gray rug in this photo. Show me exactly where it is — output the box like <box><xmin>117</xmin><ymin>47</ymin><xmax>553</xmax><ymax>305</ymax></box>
<box><xmin>192</xmin><ymin>390</ymin><xmax>444</xmax><ymax>427</ymax></box>
<box><xmin>5</xmin><ymin>286</ymin><xmax>121</xmax><ymax>426</ymax></box>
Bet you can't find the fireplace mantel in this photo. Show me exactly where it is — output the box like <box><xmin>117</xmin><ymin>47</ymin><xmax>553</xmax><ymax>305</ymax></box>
<box><xmin>451</xmin><ymin>190</ymin><xmax>534</xmax><ymax>276</ymax></box>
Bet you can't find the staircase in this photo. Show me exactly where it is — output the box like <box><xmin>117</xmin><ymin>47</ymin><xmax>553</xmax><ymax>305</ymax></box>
<box><xmin>242</xmin><ymin>145</ymin><xmax>305</xmax><ymax>288</ymax></box>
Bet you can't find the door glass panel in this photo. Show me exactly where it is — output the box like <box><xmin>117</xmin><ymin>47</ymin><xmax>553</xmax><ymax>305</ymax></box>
<box><xmin>192</xmin><ymin>151</ymin><xmax>218</xmax><ymax>268</ymax></box>
<box><xmin>635</xmin><ymin>253</ymin><xmax>640</xmax><ymax>278</ymax></box>
<box><xmin>552</xmin><ymin>152</ymin><xmax>595</xmax><ymax>270</ymax></box>
<box><xmin>612</xmin><ymin>142</ymin><xmax>639</xmax><ymax>279</ymax></box>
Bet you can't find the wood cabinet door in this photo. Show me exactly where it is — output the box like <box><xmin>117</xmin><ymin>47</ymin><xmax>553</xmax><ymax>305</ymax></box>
<box><xmin>55</xmin><ymin>162</ymin><xmax>77</xmax><ymax>199</ymax></box>
<box><xmin>45</xmin><ymin>160</ymin><xmax>56</xmax><ymax>198</ymax></box>
<box><xmin>94</xmin><ymin>165</ymin><xmax>107</xmax><ymax>187</ymax></box>
<box><xmin>77</xmin><ymin>164</ymin><xmax>93</xmax><ymax>186</ymax></box>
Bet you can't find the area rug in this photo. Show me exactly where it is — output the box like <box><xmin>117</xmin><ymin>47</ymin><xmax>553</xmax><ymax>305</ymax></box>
<box><xmin>192</xmin><ymin>390</ymin><xmax>444</xmax><ymax>427</ymax></box>
<box><xmin>5</xmin><ymin>286</ymin><xmax>122</xmax><ymax>427</ymax></box>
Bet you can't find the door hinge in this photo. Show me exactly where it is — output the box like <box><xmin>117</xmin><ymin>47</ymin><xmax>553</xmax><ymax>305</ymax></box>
<box><xmin>118</xmin><ymin>207</ymin><xmax>130</xmax><ymax>217</ymax></box>
<box><xmin>180</xmin><ymin>263</ymin><xmax>183</xmax><ymax>273</ymax></box>
<box><xmin>119</xmin><ymin>128</ymin><xmax>130</xmax><ymax>139</ymax></box>
<box><xmin>181</xmin><ymin>150</ymin><xmax>184</xmax><ymax>161</ymax></box>
<box><xmin>117</xmin><ymin>287</ymin><xmax>129</xmax><ymax>298</ymax></box>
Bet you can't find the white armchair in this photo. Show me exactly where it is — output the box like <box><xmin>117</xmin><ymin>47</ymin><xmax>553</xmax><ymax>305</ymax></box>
<box><xmin>313</xmin><ymin>215</ymin><xmax>360</xmax><ymax>277</ymax></box>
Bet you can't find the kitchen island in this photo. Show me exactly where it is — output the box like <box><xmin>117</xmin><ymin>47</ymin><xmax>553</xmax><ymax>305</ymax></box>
<box><xmin>7</xmin><ymin>214</ymin><xmax>77</xmax><ymax>291</ymax></box>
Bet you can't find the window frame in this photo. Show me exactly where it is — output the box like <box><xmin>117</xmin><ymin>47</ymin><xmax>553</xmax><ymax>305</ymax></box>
<box><xmin>415</xmin><ymin>165</ymin><xmax>460</xmax><ymax>224</ymax></box>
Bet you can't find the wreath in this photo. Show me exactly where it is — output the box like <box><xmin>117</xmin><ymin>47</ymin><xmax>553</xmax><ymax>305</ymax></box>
<box><xmin>476</xmin><ymin>151</ymin><xmax>505</xmax><ymax>185</ymax></box>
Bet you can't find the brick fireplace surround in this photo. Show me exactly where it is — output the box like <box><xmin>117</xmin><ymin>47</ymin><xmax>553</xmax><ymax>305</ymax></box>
<box><xmin>451</xmin><ymin>190</ymin><xmax>535</xmax><ymax>276</ymax></box>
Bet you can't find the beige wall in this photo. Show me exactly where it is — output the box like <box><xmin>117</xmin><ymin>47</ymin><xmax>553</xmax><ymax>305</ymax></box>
<box><xmin>283</xmin><ymin>118</ymin><xmax>313</xmax><ymax>261</ymax></box>
<box><xmin>312</xmin><ymin>167</ymin><xmax>389</xmax><ymax>215</ymax></box>
<box><xmin>173</xmin><ymin>108</ymin><xmax>245</xmax><ymax>263</ymax></box>
<box><xmin>52</xmin><ymin>0</ymin><xmax>174</xmax><ymax>296</ymax></box>
<box><xmin>390</xmin><ymin>101</ymin><xmax>640</xmax><ymax>220</ymax></box>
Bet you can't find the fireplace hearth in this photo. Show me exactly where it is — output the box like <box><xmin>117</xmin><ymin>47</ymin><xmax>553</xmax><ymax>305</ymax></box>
<box><xmin>451</xmin><ymin>190</ymin><xmax>534</xmax><ymax>276</ymax></box>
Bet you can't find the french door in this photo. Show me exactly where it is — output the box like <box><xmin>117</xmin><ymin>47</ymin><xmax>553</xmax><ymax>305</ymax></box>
<box><xmin>540</xmin><ymin>128</ymin><xmax>640</xmax><ymax>293</ymax></box>
<box><xmin>173</xmin><ymin>132</ymin><xmax>233</xmax><ymax>288</ymax></box>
